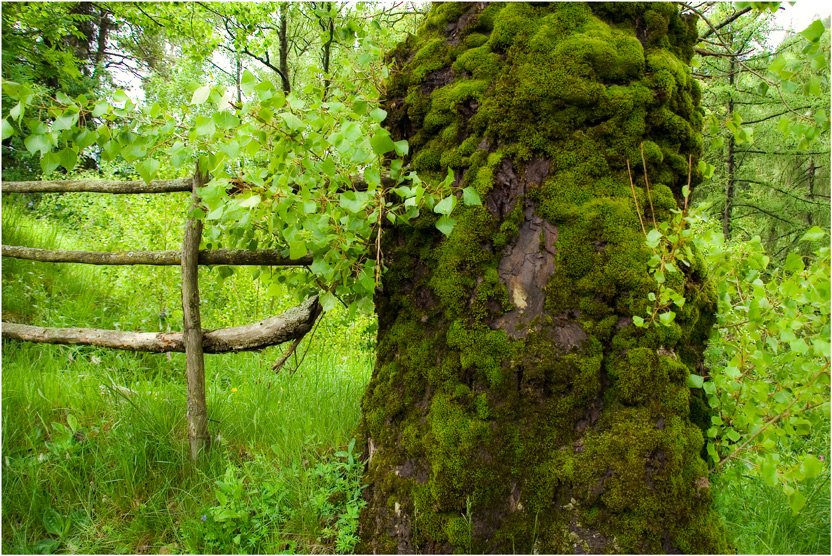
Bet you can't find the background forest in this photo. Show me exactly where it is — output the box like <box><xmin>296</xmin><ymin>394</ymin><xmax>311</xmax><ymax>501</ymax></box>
<box><xmin>1</xmin><ymin>2</ymin><xmax>830</xmax><ymax>554</ymax></box>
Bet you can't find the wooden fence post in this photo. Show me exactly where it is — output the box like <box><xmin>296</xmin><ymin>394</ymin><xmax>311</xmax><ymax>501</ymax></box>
<box><xmin>182</xmin><ymin>166</ymin><xmax>209</xmax><ymax>459</ymax></box>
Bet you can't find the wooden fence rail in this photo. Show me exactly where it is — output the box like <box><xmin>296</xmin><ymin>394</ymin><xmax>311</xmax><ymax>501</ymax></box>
<box><xmin>1</xmin><ymin>171</ymin><xmax>320</xmax><ymax>459</ymax></box>
<box><xmin>2</xmin><ymin>245</ymin><xmax>313</xmax><ymax>266</ymax></box>
<box><xmin>2</xmin><ymin>296</ymin><xmax>320</xmax><ymax>353</ymax></box>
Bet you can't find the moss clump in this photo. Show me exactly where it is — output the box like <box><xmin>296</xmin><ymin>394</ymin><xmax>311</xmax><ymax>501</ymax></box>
<box><xmin>357</xmin><ymin>2</ymin><xmax>728</xmax><ymax>554</ymax></box>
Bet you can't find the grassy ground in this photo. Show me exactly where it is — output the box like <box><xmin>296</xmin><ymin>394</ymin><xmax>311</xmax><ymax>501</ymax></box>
<box><xmin>2</xmin><ymin>195</ymin><xmax>830</xmax><ymax>554</ymax></box>
<box><xmin>2</xmin><ymin>197</ymin><xmax>373</xmax><ymax>554</ymax></box>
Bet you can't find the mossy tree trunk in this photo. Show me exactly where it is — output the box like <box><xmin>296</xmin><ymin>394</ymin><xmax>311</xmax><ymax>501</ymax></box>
<box><xmin>356</xmin><ymin>3</ymin><xmax>729</xmax><ymax>553</ymax></box>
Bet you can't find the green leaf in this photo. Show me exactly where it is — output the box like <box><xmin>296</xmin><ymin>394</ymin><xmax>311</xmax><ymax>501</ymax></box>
<box><xmin>800</xmin><ymin>226</ymin><xmax>825</xmax><ymax>242</ymax></box>
<box><xmin>289</xmin><ymin>240</ymin><xmax>307</xmax><ymax>260</ymax></box>
<box><xmin>9</xmin><ymin>102</ymin><xmax>23</xmax><ymax>121</ymax></box>
<box><xmin>33</xmin><ymin>538</ymin><xmax>60</xmax><ymax>554</ymax></box>
<box><xmin>369</xmin><ymin>130</ymin><xmax>396</xmax><ymax>155</ymax></box>
<box><xmin>784</xmin><ymin>252</ymin><xmax>804</xmax><ymax>273</ymax></box>
<box><xmin>393</xmin><ymin>140</ymin><xmax>409</xmax><ymax>156</ymax></box>
<box><xmin>803</xmin><ymin>455</ymin><xmax>823</xmax><ymax>480</ymax></box>
<box><xmin>217</xmin><ymin>140</ymin><xmax>240</xmax><ymax>159</ymax></box>
<box><xmin>280</xmin><ymin>112</ymin><xmax>305</xmax><ymax>132</ymax></box>
<box><xmin>340</xmin><ymin>191</ymin><xmax>367</xmax><ymax>213</ymax></box>
<box><xmin>241</xmin><ymin>69</ymin><xmax>258</xmax><ymax>95</ymax></box>
<box><xmin>320</xmin><ymin>291</ymin><xmax>339</xmax><ymax>312</ymax></box>
<box><xmin>632</xmin><ymin>315</ymin><xmax>645</xmax><ymax>328</ymax></box>
<box><xmin>92</xmin><ymin>101</ymin><xmax>109</xmax><ymax>117</ymax></box>
<box><xmin>25</xmin><ymin>133</ymin><xmax>52</xmax><ymax>155</ymax></box>
<box><xmin>213</xmin><ymin>111</ymin><xmax>240</xmax><ymax>130</ymax></box>
<box><xmin>369</xmin><ymin>107</ymin><xmax>387</xmax><ymax>123</ymax></box>
<box><xmin>1</xmin><ymin>119</ymin><xmax>14</xmax><ymax>140</ymax></box>
<box><xmin>137</xmin><ymin>158</ymin><xmax>160</xmax><ymax>184</ymax></box>
<box><xmin>434</xmin><ymin>195</ymin><xmax>456</xmax><ymax>216</ymax></box>
<box><xmin>799</xmin><ymin>19</ymin><xmax>825</xmax><ymax>42</ymax></box>
<box><xmin>42</xmin><ymin>508</ymin><xmax>64</xmax><ymax>537</ymax></box>
<box><xmin>310</xmin><ymin>256</ymin><xmax>331</xmax><ymax>276</ymax></box>
<box><xmin>435</xmin><ymin>215</ymin><xmax>457</xmax><ymax>236</ymax></box>
<box><xmin>238</xmin><ymin>195</ymin><xmax>261</xmax><ymax>208</ymax></box>
<box><xmin>57</xmin><ymin>147</ymin><xmax>77</xmax><ymax>172</ymax></box>
<box><xmin>66</xmin><ymin>414</ymin><xmax>78</xmax><ymax>432</ymax></box>
<box><xmin>352</xmin><ymin>100</ymin><xmax>368</xmax><ymax>115</ymax></box>
<box><xmin>462</xmin><ymin>187</ymin><xmax>482</xmax><ymax>206</ymax></box>
<box><xmin>688</xmin><ymin>374</ymin><xmax>704</xmax><ymax>388</ymax></box>
<box><xmin>52</xmin><ymin>111</ymin><xmax>79</xmax><ymax>132</ymax></box>
<box><xmin>788</xmin><ymin>489</ymin><xmax>807</xmax><ymax>515</ymax></box>
<box><xmin>645</xmin><ymin>229</ymin><xmax>663</xmax><ymax>248</ymax></box>
<box><xmin>789</xmin><ymin>338</ymin><xmax>809</xmax><ymax>354</ymax></box>
<box><xmin>761</xmin><ymin>459</ymin><xmax>778</xmax><ymax>486</ymax></box>
<box><xmin>195</xmin><ymin>116</ymin><xmax>216</xmax><ymax>137</ymax></box>
<box><xmin>55</xmin><ymin>91</ymin><xmax>74</xmax><ymax>105</ymax></box>
<box><xmin>191</xmin><ymin>85</ymin><xmax>211</xmax><ymax>105</ymax></box>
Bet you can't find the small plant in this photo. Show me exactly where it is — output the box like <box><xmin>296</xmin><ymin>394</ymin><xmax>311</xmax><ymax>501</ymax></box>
<box><xmin>44</xmin><ymin>414</ymin><xmax>87</xmax><ymax>461</ymax></box>
<box><xmin>35</xmin><ymin>507</ymin><xmax>87</xmax><ymax>554</ymax></box>
<box><xmin>196</xmin><ymin>458</ymin><xmax>291</xmax><ymax>554</ymax></box>
<box><xmin>310</xmin><ymin>438</ymin><xmax>367</xmax><ymax>554</ymax></box>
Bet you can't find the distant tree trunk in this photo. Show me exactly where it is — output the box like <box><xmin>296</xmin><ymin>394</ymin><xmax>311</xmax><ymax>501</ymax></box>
<box><xmin>279</xmin><ymin>3</ymin><xmax>291</xmax><ymax>94</ymax></box>
<box><xmin>723</xmin><ymin>57</ymin><xmax>737</xmax><ymax>241</ymax></box>
<box><xmin>807</xmin><ymin>158</ymin><xmax>815</xmax><ymax>226</ymax></box>
<box><xmin>356</xmin><ymin>3</ymin><xmax>729</xmax><ymax>554</ymax></box>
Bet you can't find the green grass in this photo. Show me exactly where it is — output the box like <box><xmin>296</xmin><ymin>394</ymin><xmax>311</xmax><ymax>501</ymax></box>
<box><xmin>2</xmin><ymin>195</ymin><xmax>830</xmax><ymax>554</ymax></box>
<box><xmin>2</xmin><ymin>197</ymin><xmax>374</xmax><ymax>553</ymax></box>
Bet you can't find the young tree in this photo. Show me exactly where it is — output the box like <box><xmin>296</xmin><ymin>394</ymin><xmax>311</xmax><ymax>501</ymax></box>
<box><xmin>355</xmin><ymin>3</ymin><xmax>729</xmax><ymax>553</ymax></box>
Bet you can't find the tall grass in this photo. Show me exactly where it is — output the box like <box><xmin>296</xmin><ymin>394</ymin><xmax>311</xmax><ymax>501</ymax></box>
<box><xmin>2</xmin><ymin>197</ymin><xmax>374</xmax><ymax>553</ymax></box>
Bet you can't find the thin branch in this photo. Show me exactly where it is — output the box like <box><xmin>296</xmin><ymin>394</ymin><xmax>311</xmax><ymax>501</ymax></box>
<box><xmin>698</xmin><ymin>6</ymin><xmax>753</xmax><ymax>41</ymax></box>
<box><xmin>732</xmin><ymin>203</ymin><xmax>799</xmax><ymax>225</ymax></box>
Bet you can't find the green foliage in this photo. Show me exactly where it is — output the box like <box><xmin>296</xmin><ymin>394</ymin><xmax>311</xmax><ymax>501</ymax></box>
<box><xmin>309</xmin><ymin>439</ymin><xmax>367</xmax><ymax>554</ymax></box>
<box><xmin>700</xmin><ymin>226</ymin><xmax>830</xmax><ymax>508</ymax></box>
<box><xmin>636</xmin><ymin>197</ymin><xmax>830</xmax><ymax>511</ymax></box>
<box><xmin>1</xmin><ymin>72</ymin><xmax>466</xmax><ymax>316</ymax></box>
<box><xmin>196</xmin><ymin>459</ymin><xmax>291</xmax><ymax>553</ymax></box>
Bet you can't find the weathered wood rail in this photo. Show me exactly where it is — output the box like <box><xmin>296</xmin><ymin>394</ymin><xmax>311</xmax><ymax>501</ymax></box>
<box><xmin>2</xmin><ymin>245</ymin><xmax>313</xmax><ymax>266</ymax></box>
<box><xmin>1</xmin><ymin>171</ymin><xmax>320</xmax><ymax>459</ymax></box>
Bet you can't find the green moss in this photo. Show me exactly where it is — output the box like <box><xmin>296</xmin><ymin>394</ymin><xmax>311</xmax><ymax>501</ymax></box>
<box><xmin>359</xmin><ymin>2</ymin><xmax>726</xmax><ymax>553</ymax></box>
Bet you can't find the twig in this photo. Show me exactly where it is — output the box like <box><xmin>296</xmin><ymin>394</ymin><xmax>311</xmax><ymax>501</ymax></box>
<box><xmin>627</xmin><ymin>160</ymin><xmax>647</xmax><ymax>235</ymax></box>
<box><xmin>272</xmin><ymin>335</ymin><xmax>303</xmax><ymax>372</ymax></box>
<box><xmin>640</xmin><ymin>143</ymin><xmax>658</xmax><ymax>229</ymax></box>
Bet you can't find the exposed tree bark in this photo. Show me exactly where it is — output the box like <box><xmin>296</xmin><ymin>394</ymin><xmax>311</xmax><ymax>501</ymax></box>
<box><xmin>183</xmin><ymin>168</ymin><xmax>208</xmax><ymax>459</ymax></box>
<box><xmin>2</xmin><ymin>178</ymin><xmax>193</xmax><ymax>194</ymax></box>
<box><xmin>279</xmin><ymin>3</ymin><xmax>291</xmax><ymax>94</ymax></box>
<box><xmin>2</xmin><ymin>245</ymin><xmax>313</xmax><ymax>266</ymax></box>
<box><xmin>356</xmin><ymin>3</ymin><xmax>728</xmax><ymax>554</ymax></box>
<box><xmin>1</xmin><ymin>296</ymin><xmax>321</xmax><ymax>353</ymax></box>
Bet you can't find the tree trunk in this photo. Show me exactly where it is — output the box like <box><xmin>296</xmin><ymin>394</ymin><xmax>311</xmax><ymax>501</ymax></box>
<box><xmin>183</xmin><ymin>168</ymin><xmax>209</xmax><ymax>459</ymax></box>
<box><xmin>723</xmin><ymin>57</ymin><xmax>737</xmax><ymax>241</ymax></box>
<box><xmin>356</xmin><ymin>3</ymin><xmax>728</xmax><ymax>554</ymax></box>
<box><xmin>279</xmin><ymin>3</ymin><xmax>291</xmax><ymax>94</ymax></box>
<box><xmin>807</xmin><ymin>158</ymin><xmax>815</xmax><ymax>227</ymax></box>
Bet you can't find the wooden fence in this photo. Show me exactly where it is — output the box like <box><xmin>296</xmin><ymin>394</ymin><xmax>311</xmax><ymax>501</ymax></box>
<box><xmin>1</xmin><ymin>169</ymin><xmax>321</xmax><ymax>459</ymax></box>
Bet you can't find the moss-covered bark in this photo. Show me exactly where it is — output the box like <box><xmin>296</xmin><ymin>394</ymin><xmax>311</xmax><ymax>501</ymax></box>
<box><xmin>356</xmin><ymin>3</ymin><xmax>729</xmax><ymax>553</ymax></box>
